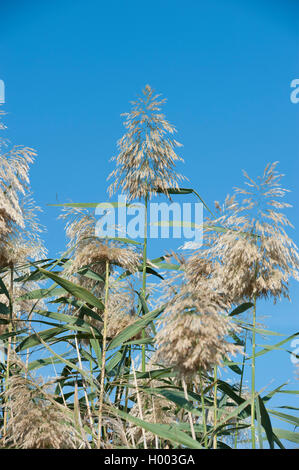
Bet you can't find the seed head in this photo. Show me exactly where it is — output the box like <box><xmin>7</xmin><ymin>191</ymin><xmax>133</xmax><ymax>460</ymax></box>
<box><xmin>107</xmin><ymin>84</ymin><xmax>187</xmax><ymax>201</ymax></box>
<box><xmin>154</xmin><ymin>256</ymin><xmax>240</xmax><ymax>379</ymax></box>
<box><xmin>203</xmin><ymin>162</ymin><xmax>299</xmax><ymax>303</ymax></box>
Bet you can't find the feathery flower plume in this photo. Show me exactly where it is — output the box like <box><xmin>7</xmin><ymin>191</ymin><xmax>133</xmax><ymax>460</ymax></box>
<box><xmin>59</xmin><ymin>207</ymin><xmax>141</xmax><ymax>307</ymax></box>
<box><xmin>60</xmin><ymin>207</ymin><xmax>141</xmax><ymax>282</ymax></box>
<box><xmin>0</xmin><ymin>108</ymin><xmax>46</xmax><ymax>268</ymax></box>
<box><xmin>154</xmin><ymin>255</ymin><xmax>240</xmax><ymax>379</ymax></box>
<box><xmin>107</xmin><ymin>84</ymin><xmax>186</xmax><ymax>201</ymax></box>
<box><xmin>203</xmin><ymin>162</ymin><xmax>299</xmax><ymax>303</ymax></box>
<box><xmin>2</xmin><ymin>373</ymin><xmax>87</xmax><ymax>448</ymax></box>
<box><xmin>59</xmin><ymin>207</ymin><xmax>142</xmax><ymax>342</ymax></box>
<box><xmin>106</xmin><ymin>283</ymin><xmax>141</xmax><ymax>339</ymax></box>
<box><xmin>0</xmin><ymin>280</ymin><xmax>45</xmax><ymax>335</ymax></box>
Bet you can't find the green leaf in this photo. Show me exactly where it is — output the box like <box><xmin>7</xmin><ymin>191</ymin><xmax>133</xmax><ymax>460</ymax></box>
<box><xmin>138</xmin><ymin>266</ymin><xmax>164</xmax><ymax>280</ymax></box>
<box><xmin>143</xmin><ymin>387</ymin><xmax>201</xmax><ymax>417</ymax></box>
<box><xmin>249</xmin><ymin>332</ymin><xmax>299</xmax><ymax>360</ymax></box>
<box><xmin>273</xmin><ymin>428</ymin><xmax>299</xmax><ymax>444</ymax></box>
<box><xmin>47</xmin><ymin>298</ymin><xmax>103</xmax><ymax>324</ymax></box>
<box><xmin>76</xmin><ymin>267</ymin><xmax>105</xmax><ymax>283</ymax></box>
<box><xmin>268</xmin><ymin>409</ymin><xmax>299</xmax><ymax>427</ymax></box>
<box><xmin>257</xmin><ymin>395</ymin><xmax>274</xmax><ymax>449</ymax></box>
<box><xmin>96</xmin><ymin>236</ymin><xmax>142</xmax><ymax>246</ymax></box>
<box><xmin>110</xmin><ymin>406</ymin><xmax>203</xmax><ymax>448</ymax></box>
<box><xmin>106</xmin><ymin>351</ymin><xmax>123</xmax><ymax>373</ymax></box>
<box><xmin>0</xmin><ymin>276</ymin><xmax>10</xmax><ymax>300</ymax></box>
<box><xmin>118</xmin><ymin>265</ymin><xmax>164</xmax><ymax>281</ymax></box>
<box><xmin>48</xmin><ymin>201</ymin><xmax>136</xmax><ymax>209</ymax></box>
<box><xmin>35</xmin><ymin>309</ymin><xmax>102</xmax><ymax>336</ymax></box>
<box><xmin>229</xmin><ymin>302</ymin><xmax>253</xmax><ymax>317</ymax></box>
<box><xmin>156</xmin><ymin>187</ymin><xmax>194</xmax><ymax>195</ymax></box>
<box><xmin>28</xmin><ymin>354</ymin><xmax>72</xmax><ymax>371</ymax></box>
<box><xmin>0</xmin><ymin>302</ymin><xmax>10</xmax><ymax>315</ymax></box>
<box><xmin>35</xmin><ymin>266</ymin><xmax>104</xmax><ymax>311</ymax></box>
<box><xmin>216</xmin><ymin>378</ymin><xmax>275</xmax><ymax>447</ymax></box>
<box><xmin>155</xmin><ymin>187</ymin><xmax>214</xmax><ymax>216</ymax></box>
<box><xmin>17</xmin><ymin>286</ymin><xmax>66</xmax><ymax>301</ymax></box>
<box><xmin>123</xmin><ymin>337</ymin><xmax>154</xmax><ymax>346</ymax></box>
<box><xmin>108</xmin><ymin>305</ymin><xmax>165</xmax><ymax>350</ymax></box>
<box><xmin>16</xmin><ymin>326</ymin><xmax>68</xmax><ymax>352</ymax></box>
<box><xmin>154</xmin><ymin>262</ymin><xmax>181</xmax><ymax>271</ymax></box>
<box><xmin>255</xmin><ymin>397</ymin><xmax>263</xmax><ymax>449</ymax></box>
<box><xmin>34</xmin><ymin>332</ymin><xmax>98</xmax><ymax>388</ymax></box>
<box><xmin>151</xmin><ymin>220</ymin><xmax>202</xmax><ymax>230</ymax></box>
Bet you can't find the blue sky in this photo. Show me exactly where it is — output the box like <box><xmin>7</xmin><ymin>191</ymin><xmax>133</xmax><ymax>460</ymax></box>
<box><xmin>1</xmin><ymin>0</ymin><xmax>299</xmax><ymax>446</ymax></box>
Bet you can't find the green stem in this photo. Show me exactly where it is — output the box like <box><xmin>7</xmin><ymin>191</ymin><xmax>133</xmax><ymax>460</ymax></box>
<box><xmin>199</xmin><ymin>371</ymin><xmax>208</xmax><ymax>448</ymax></box>
<box><xmin>213</xmin><ymin>366</ymin><xmax>218</xmax><ymax>449</ymax></box>
<box><xmin>182</xmin><ymin>378</ymin><xmax>196</xmax><ymax>441</ymax></box>
<box><xmin>124</xmin><ymin>348</ymin><xmax>131</xmax><ymax>414</ymax></box>
<box><xmin>98</xmin><ymin>260</ymin><xmax>110</xmax><ymax>448</ymax></box>
<box><xmin>141</xmin><ymin>194</ymin><xmax>148</xmax><ymax>373</ymax></box>
<box><xmin>251</xmin><ymin>295</ymin><xmax>257</xmax><ymax>449</ymax></box>
<box><xmin>3</xmin><ymin>266</ymin><xmax>14</xmax><ymax>438</ymax></box>
<box><xmin>234</xmin><ymin>329</ymin><xmax>248</xmax><ymax>448</ymax></box>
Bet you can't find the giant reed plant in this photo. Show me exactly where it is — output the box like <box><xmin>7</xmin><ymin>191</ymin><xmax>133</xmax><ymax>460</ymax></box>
<box><xmin>0</xmin><ymin>97</ymin><xmax>298</xmax><ymax>449</ymax></box>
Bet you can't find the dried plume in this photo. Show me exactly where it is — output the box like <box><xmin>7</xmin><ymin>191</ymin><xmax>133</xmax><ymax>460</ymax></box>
<box><xmin>2</xmin><ymin>372</ymin><xmax>87</xmax><ymax>448</ymax></box>
<box><xmin>59</xmin><ymin>207</ymin><xmax>142</xmax><ymax>341</ymax></box>
<box><xmin>107</xmin><ymin>84</ymin><xmax>186</xmax><ymax>200</ymax></box>
<box><xmin>0</xmin><ymin>107</ymin><xmax>46</xmax><ymax>268</ymax></box>
<box><xmin>154</xmin><ymin>254</ymin><xmax>240</xmax><ymax>379</ymax></box>
<box><xmin>203</xmin><ymin>162</ymin><xmax>299</xmax><ymax>303</ymax></box>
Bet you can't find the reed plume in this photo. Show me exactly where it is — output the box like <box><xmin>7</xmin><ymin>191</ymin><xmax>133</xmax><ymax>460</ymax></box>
<box><xmin>154</xmin><ymin>255</ymin><xmax>240</xmax><ymax>379</ymax></box>
<box><xmin>0</xmin><ymin>114</ymin><xmax>45</xmax><ymax>268</ymax></box>
<box><xmin>205</xmin><ymin>162</ymin><xmax>299</xmax><ymax>303</ymax></box>
<box><xmin>107</xmin><ymin>84</ymin><xmax>186</xmax><ymax>201</ymax></box>
<box><xmin>61</xmin><ymin>207</ymin><xmax>141</xmax><ymax>284</ymax></box>
<box><xmin>2</xmin><ymin>372</ymin><xmax>87</xmax><ymax>449</ymax></box>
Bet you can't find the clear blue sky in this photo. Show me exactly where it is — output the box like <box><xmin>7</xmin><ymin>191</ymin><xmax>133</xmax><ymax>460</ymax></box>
<box><xmin>1</xmin><ymin>0</ymin><xmax>298</xmax><ymax>446</ymax></box>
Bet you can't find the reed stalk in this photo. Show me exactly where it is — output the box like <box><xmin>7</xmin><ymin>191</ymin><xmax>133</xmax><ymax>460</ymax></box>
<box><xmin>199</xmin><ymin>371</ymin><xmax>208</xmax><ymax>448</ymax></box>
<box><xmin>141</xmin><ymin>193</ymin><xmax>148</xmax><ymax>373</ymax></box>
<box><xmin>97</xmin><ymin>259</ymin><xmax>110</xmax><ymax>448</ymax></box>
<box><xmin>182</xmin><ymin>378</ymin><xmax>196</xmax><ymax>441</ymax></box>
<box><xmin>213</xmin><ymin>366</ymin><xmax>218</xmax><ymax>449</ymax></box>
<box><xmin>251</xmin><ymin>295</ymin><xmax>257</xmax><ymax>448</ymax></box>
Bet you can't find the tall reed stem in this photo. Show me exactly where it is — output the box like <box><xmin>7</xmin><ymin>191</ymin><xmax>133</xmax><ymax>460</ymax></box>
<box><xmin>251</xmin><ymin>295</ymin><xmax>257</xmax><ymax>448</ymax></box>
<box><xmin>199</xmin><ymin>371</ymin><xmax>208</xmax><ymax>448</ymax></box>
<box><xmin>213</xmin><ymin>366</ymin><xmax>218</xmax><ymax>449</ymax></box>
<box><xmin>98</xmin><ymin>260</ymin><xmax>110</xmax><ymax>448</ymax></box>
<box><xmin>3</xmin><ymin>266</ymin><xmax>14</xmax><ymax>437</ymax></box>
<box><xmin>141</xmin><ymin>193</ymin><xmax>148</xmax><ymax>373</ymax></box>
<box><xmin>234</xmin><ymin>329</ymin><xmax>247</xmax><ymax>448</ymax></box>
<box><xmin>182</xmin><ymin>378</ymin><xmax>196</xmax><ymax>441</ymax></box>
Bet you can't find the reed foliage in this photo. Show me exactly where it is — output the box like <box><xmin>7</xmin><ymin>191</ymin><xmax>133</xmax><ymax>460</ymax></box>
<box><xmin>0</xmin><ymin>91</ymin><xmax>298</xmax><ymax>449</ymax></box>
